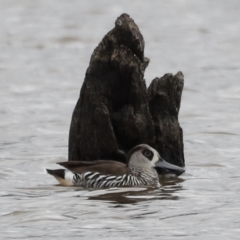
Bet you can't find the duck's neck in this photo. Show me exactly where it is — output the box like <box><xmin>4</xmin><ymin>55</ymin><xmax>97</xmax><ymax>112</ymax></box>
<box><xmin>129</xmin><ymin>166</ymin><xmax>160</xmax><ymax>187</ymax></box>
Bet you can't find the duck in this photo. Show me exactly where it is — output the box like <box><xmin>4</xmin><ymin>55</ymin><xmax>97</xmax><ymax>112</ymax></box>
<box><xmin>46</xmin><ymin>144</ymin><xmax>185</xmax><ymax>188</ymax></box>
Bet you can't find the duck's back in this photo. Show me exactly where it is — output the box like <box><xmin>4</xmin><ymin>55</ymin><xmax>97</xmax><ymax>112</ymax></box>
<box><xmin>58</xmin><ymin>160</ymin><xmax>130</xmax><ymax>175</ymax></box>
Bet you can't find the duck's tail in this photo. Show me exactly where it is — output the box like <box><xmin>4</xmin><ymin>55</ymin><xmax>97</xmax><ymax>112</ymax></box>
<box><xmin>46</xmin><ymin>169</ymin><xmax>75</xmax><ymax>186</ymax></box>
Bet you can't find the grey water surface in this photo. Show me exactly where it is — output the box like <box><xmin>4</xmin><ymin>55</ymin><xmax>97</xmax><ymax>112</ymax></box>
<box><xmin>1</xmin><ymin>0</ymin><xmax>240</xmax><ymax>239</ymax></box>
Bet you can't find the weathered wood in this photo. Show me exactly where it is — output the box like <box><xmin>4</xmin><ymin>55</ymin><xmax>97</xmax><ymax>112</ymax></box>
<box><xmin>69</xmin><ymin>13</ymin><xmax>185</xmax><ymax>167</ymax></box>
<box><xmin>148</xmin><ymin>72</ymin><xmax>184</xmax><ymax>166</ymax></box>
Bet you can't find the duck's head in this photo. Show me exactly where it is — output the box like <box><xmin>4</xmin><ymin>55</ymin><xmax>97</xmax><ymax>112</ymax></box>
<box><xmin>127</xmin><ymin>144</ymin><xmax>185</xmax><ymax>176</ymax></box>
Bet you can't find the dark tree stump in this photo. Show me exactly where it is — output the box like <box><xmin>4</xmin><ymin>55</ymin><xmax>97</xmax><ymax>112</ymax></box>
<box><xmin>148</xmin><ymin>72</ymin><xmax>184</xmax><ymax>166</ymax></box>
<box><xmin>68</xmin><ymin>13</ymin><xmax>185</xmax><ymax>167</ymax></box>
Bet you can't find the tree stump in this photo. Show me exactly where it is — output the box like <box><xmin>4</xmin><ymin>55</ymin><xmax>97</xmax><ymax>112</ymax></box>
<box><xmin>68</xmin><ymin>13</ymin><xmax>185</xmax><ymax>167</ymax></box>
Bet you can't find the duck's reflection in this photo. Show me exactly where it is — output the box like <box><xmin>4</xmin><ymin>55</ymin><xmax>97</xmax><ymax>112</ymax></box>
<box><xmin>159</xmin><ymin>175</ymin><xmax>185</xmax><ymax>186</ymax></box>
<box><xmin>85</xmin><ymin>177</ymin><xmax>185</xmax><ymax>204</ymax></box>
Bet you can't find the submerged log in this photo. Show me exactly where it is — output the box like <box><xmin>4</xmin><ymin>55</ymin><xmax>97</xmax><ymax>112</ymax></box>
<box><xmin>68</xmin><ymin>13</ymin><xmax>185</xmax><ymax>167</ymax></box>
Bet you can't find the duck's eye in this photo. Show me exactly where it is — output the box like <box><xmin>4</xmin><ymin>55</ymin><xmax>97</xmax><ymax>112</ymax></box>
<box><xmin>143</xmin><ymin>150</ymin><xmax>153</xmax><ymax>160</ymax></box>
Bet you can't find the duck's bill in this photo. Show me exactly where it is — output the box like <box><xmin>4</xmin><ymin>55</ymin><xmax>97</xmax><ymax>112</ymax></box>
<box><xmin>155</xmin><ymin>158</ymin><xmax>185</xmax><ymax>176</ymax></box>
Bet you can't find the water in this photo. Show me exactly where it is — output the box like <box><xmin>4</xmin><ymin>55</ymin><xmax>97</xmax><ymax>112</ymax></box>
<box><xmin>1</xmin><ymin>0</ymin><xmax>240</xmax><ymax>239</ymax></box>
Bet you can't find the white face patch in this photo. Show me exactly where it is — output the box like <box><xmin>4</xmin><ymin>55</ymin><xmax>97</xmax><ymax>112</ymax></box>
<box><xmin>151</xmin><ymin>149</ymin><xmax>160</xmax><ymax>164</ymax></box>
<box><xmin>128</xmin><ymin>144</ymin><xmax>161</xmax><ymax>169</ymax></box>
